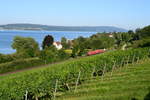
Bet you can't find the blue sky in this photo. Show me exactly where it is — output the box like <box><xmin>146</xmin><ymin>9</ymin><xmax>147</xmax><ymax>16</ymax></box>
<box><xmin>0</xmin><ymin>0</ymin><xmax>150</xmax><ymax>30</ymax></box>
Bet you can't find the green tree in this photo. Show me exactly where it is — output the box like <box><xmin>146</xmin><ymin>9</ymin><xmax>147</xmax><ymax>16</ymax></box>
<box><xmin>131</xmin><ymin>25</ymin><xmax>150</xmax><ymax>48</ymax></box>
<box><xmin>90</xmin><ymin>38</ymin><xmax>103</xmax><ymax>50</ymax></box>
<box><xmin>139</xmin><ymin>25</ymin><xmax>150</xmax><ymax>38</ymax></box>
<box><xmin>114</xmin><ymin>32</ymin><xmax>132</xmax><ymax>50</ymax></box>
<box><xmin>71</xmin><ymin>36</ymin><xmax>87</xmax><ymax>56</ymax></box>
<box><xmin>71</xmin><ymin>44</ymin><xmax>79</xmax><ymax>58</ymax></box>
<box><xmin>128</xmin><ymin>30</ymin><xmax>134</xmax><ymax>34</ymax></box>
<box><xmin>57</xmin><ymin>49</ymin><xmax>69</xmax><ymax>60</ymax></box>
<box><xmin>99</xmin><ymin>35</ymin><xmax>115</xmax><ymax>49</ymax></box>
<box><xmin>39</xmin><ymin>45</ymin><xmax>57</xmax><ymax>64</ymax></box>
<box><xmin>133</xmin><ymin>38</ymin><xmax>150</xmax><ymax>48</ymax></box>
<box><xmin>42</xmin><ymin>35</ymin><xmax>54</xmax><ymax>49</ymax></box>
<box><xmin>61</xmin><ymin>37</ymin><xmax>71</xmax><ymax>49</ymax></box>
<box><xmin>90</xmin><ymin>34</ymin><xmax>115</xmax><ymax>50</ymax></box>
<box><xmin>12</xmin><ymin>36</ymin><xmax>39</xmax><ymax>58</ymax></box>
<box><xmin>39</xmin><ymin>45</ymin><xmax>69</xmax><ymax>63</ymax></box>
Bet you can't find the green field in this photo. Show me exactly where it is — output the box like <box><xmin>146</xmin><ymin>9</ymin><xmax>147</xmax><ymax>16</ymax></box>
<box><xmin>57</xmin><ymin>59</ymin><xmax>150</xmax><ymax>100</ymax></box>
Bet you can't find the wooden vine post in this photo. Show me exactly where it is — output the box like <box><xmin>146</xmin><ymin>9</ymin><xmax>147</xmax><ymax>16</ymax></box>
<box><xmin>35</xmin><ymin>96</ymin><xmax>38</xmax><ymax>100</ymax></box>
<box><xmin>101</xmin><ymin>63</ymin><xmax>106</xmax><ymax>81</ymax></box>
<box><xmin>91</xmin><ymin>66</ymin><xmax>95</xmax><ymax>78</ymax></box>
<box><xmin>110</xmin><ymin>61</ymin><xmax>116</xmax><ymax>79</ymax></box>
<box><xmin>144</xmin><ymin>55</ymin><xmax>148</xmax><ymax>62</ymax></box>
<box><xmin>53</xmin><ymin>79</ymin><xmax>58</xmax><ymax>100</ymax></box>
<box><xmin>126</xmin><ymin>56</ymin><xmax>130</xmax><ymax>66</ymax></box>
<box><xmin>25</xmin><ymin>90</ymin><xmax>28</xmax><ymax>100</ymax></box>
<box><xmin>74</xmin><ymin>71</ymin><xmax>81</xmax><ymax>92</ymax></box>
<box><xmin>137</xmin><ymin>56</ymin><xmax>140</xmax><ymax>63</ymax></box>
<box><xmin>91</xmin><ymin>61</ymin><xmax>96</xmax><ymax>78</ymax></box>
<box><xmin>120</xmin><ymin>58</ymin><xmax>124</xmax><ymax>71</ymax></box>
<box><xmin>132</xmin><ymin>54</ymin><xmax>135</xmax><ymax>64</ymax></box>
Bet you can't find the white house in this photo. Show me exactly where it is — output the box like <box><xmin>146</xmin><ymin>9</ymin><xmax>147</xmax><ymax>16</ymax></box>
<box><xmin>53</xmin><ymin>42</ymin><xmax>63</xmax><ymax>50</ymax></box>
<box><xmin>108</xmin><ymin>33</ymin><xmax>113</xmax><ymax>37</ymax></box>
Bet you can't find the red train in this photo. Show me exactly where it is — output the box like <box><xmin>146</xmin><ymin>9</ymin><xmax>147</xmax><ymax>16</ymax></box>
<box><xmin>87</xmin><ymin>49</ymin><xmax>105</xmax><ymax>56</ymax></box>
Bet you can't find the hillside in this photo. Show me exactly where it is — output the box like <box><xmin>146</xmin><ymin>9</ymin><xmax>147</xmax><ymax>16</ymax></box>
<box><xmin>0</xmin><ymin>23</ymin><xmax>127</xmax><ymax>32</ymax></box>
<box><xmin>57</xmin><ymin>59</ymin><xmax>150</xmax><ymax>100</ymax></box>
<box><xmin>0</xmin><ymin>48</ymin><xmax>149</xmax><ymax>100</ymax></box>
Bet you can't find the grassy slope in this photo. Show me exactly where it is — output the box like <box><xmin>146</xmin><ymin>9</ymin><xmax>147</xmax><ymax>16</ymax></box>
<box><xmin>57</xmin><ymin>59</ymin><xmax>150</xmax><ymax>100</ymax></box>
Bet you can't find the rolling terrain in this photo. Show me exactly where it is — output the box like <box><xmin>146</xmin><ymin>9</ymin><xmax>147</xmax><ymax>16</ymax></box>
<box><xmin>0</xmin><ymin>23</ymin><xmax>127</xmax><ymax>32</ymax></box>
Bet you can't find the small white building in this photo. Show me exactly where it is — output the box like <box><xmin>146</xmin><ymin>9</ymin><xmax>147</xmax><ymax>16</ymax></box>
<box><xmin>108</xmin><ymin>33</ymin><xmax>113</xmax><ymax>37</ymax></box>
<box><xmin>53</xmin><ymin>42</ymin><xmax>63</xmax><ymax>50</ymax></box>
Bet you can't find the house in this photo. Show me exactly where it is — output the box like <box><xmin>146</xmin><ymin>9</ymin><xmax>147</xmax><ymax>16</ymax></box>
<box><xmin>108</xmin><ymin>33</ymin><xmax>113</xmax><ymax>37</ymax></box>
<box><xmin>53</xmin><ymin>41</ymin><xmax>62</xmax><ymax>50</ymax></box>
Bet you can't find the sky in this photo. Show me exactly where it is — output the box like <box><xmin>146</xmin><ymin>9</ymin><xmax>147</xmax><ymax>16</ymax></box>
<box><xmin>0</xmin><ymin>0</ymin><xmax>150</xmax><ymax>30</ymax></box>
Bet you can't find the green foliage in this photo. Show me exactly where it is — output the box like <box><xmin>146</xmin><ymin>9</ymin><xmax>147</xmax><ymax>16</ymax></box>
<box><xmin>0</xmin><ymin>48</ymin><xmax>149</xmax><ymax>99</ymax></box>
<box><xmin>42</xmin><ymin>35</ymin><xmax>54</xmax><ymax>49</ymax></box>
<box><xmin>72</xmin><ymin>34</ymin><xmax>115</xmax><ymax>51</ymax></box>
<box><xmin>90</xmin><ymin>34</ymin><xmax>115</xmax><ymax>49</ymax></box>
<box><xmin>0</xmin><ymin>52</ymin><xmax>41</xmax><ymax>64</ymax></box>
<box><xmin>130</xmin><ymin>25</ymin><xmax>150</xmax><ymax>48</ymax></box>
<box><xmin>57</xmin><ymin>59</ymin><xmax>150</xmax><ymax>100</ymax></box>
<box><xmin>39</xmin><ymin>46</ymin><xmax>58</xmax><ymax>63</ymax></box>
<box><xmin>57</xmin><ymin>49</ymin><xmax>70</xmax><ymax>60</ymax></box>
<box><xmin>133</xmin><ymin>38</ymin><xmax>150</xmax><ymax>48</ymax></box>
<box><xmin>39</xmin><ymin>46</ymin><xmax>69</xmax><ymax>63</ymax></box>
<box><xmin>12</xmin><ymin>36</ymin><xmax>40</xmax><ymax>58</ymax></box>
<box><xmin>128</xmin><ymin>30</ymin><xmax>134</xmax><ymax>34</ymax></box>
<box><xmin>71</xmin><ymin>44</ymin><xmax>79</xmax><ymax>57</ymax></box>
<box><xmin>144</xmin><ymin>91</ymin><xmax>150</xmax><ymax>100</ymax></box>
<box><xmin>0</xmin><ymin>54</ymin><xmax>14</xmax><ymax>64</ymax></box>
<box><xmin>71</xmin><ymin>36</ymin><xmax>88</xmax><ymax>57</ymax></box>
<box><xmin>0</xmin><ymin>58</ymin><xmax>44</xmax><ymax>74</ymax></box>
<box><xmin>90</xmin><ymin>38</ymin><xmax>103</xmax><ymax>49</ymax></box>
<box><xmin>113</xmin><ymin>32</ymin><xmax>133</xmax><ymax>49</ymax></box>
<box><xmin>140</xmin><ymin>25</ymin><xmax>150</xmax><ymax>38</ymax></box>
<box><xmin>61</xmin><ymin>37</ymin><xmax>71</xmax><ymax>49</ymax></box>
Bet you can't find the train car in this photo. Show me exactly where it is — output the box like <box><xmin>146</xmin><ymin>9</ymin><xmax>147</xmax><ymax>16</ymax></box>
<box><xmin>87</xmin><ymin>49</ymin><xmax>105</xmax><ymax>56</ymax></box>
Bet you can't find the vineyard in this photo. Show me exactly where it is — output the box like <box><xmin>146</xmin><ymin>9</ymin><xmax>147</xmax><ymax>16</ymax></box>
<box><xmin>57</xmin><ymin>59</ymin><xmax>150</xmax><ymax>100</ymax></box>
<box><xmin>0</xmin><ymin>48</ymin><xmax>149</xmax><ymax>100</ymax></box>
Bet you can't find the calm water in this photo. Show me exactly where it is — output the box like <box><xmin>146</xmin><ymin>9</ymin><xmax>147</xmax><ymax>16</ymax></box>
<box><xmin>0</xmin><ymin>30</ymin><xmax>96</xmax><ymax>54</ymax></box>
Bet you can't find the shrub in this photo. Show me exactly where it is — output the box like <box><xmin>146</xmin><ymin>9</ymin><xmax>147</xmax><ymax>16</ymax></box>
<box><xmin>0</xmin><ymin>54</ymin><xmax>14</xmax><ymax>64</ymax></box>
<box><xmin>0</xmin><ymin>58</ymin><xmax>45</xmax><ymax>74</ymax></box>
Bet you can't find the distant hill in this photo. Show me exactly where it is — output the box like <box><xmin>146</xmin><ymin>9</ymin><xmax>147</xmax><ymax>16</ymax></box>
<box><xmin>0</xmin><ymin>23</ymin><xmax>128</xmax><ymax>32</ymax></box>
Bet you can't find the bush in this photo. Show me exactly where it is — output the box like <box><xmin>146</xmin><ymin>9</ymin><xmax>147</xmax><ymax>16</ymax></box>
<box><xmin>57</xmin><ymin>49</ymin><xmax>70</xmax><ymax>61</ymax></box>
<box><xmin>39</xmin><ymin>46</ymin><xmax>69</xmax><ymax>64</ymax></box>
<box><xmin>0</xmin><ymin>54</ymin><xmax>14</xmax><ymax>64</ymax></box>
<box><xmin>133</xmin><ymin>38</ymin><xmax>150</xmax><ymax>48</ymax></box>
<box><xmin>0</xmin><ymin>58</ymin><xmax>45</xmax><ymax>74</ymax></box>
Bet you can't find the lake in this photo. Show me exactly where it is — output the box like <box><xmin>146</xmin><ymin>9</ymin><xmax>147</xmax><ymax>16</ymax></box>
<box><xmin>0</xmin><ymin>30</ymin><xmax>96</xmax><ymax>54</ymax></box>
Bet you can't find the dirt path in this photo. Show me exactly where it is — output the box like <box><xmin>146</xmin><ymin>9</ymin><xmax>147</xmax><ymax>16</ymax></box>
<box><xmin>0</xmin><ymin>53</ymin><xmax>104</xmax><ymax>77</ymax></box>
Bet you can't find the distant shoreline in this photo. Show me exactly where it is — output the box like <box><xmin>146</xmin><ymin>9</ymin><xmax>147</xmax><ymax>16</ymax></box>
<box><xmin>0</xmin><ymin>23</ymin><xmax>128</xmax><ymax>32</ymax></box>
<box><xmin>0</xmin><ymin>29</ymin><xmax>98</xmax><ymax>33</ymax></box>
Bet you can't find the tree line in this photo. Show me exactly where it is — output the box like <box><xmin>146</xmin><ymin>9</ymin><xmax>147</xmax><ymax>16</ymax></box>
<box><xmin>0</xmin><ymin>25</ymin><xmax>150</xmax><ymax>64</ymax></box>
